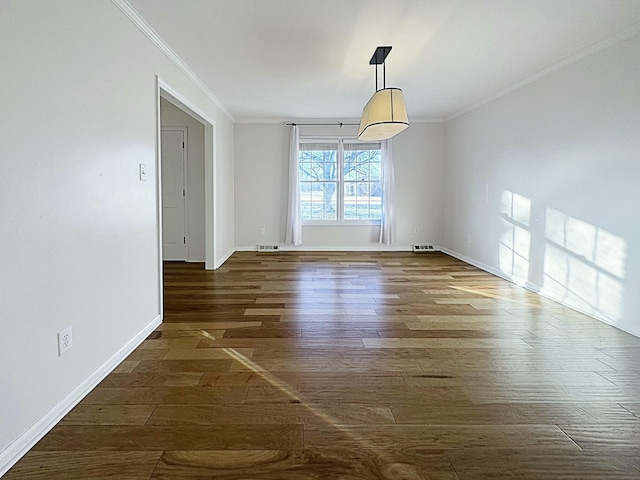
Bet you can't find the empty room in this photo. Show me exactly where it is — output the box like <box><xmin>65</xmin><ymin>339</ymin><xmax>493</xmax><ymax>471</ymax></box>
<box><xmin>1</xmin><ymin>1</ymin><xmax>640</xmax><ymax>478</ymax></box>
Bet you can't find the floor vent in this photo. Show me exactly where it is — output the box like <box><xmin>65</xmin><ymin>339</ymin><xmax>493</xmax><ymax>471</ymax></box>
<box><xmin>413</xmin><ymin>245</ymin><xmax>435</xmax><ymax>252</ymax></box>
<box><xmin>257</xmin><ymin>245</ymin><xmax>280</xmax><ymax>253</ymax></box>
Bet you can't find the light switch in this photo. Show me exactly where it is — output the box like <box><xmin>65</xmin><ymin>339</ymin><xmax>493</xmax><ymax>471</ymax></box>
<box><xmin>139</xmin><ymin>164</ymin><xmax>147</xmax><ymax>181</ymax></box>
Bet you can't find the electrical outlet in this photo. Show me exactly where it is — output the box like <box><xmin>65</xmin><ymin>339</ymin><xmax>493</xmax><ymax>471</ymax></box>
<box><xmin>259</xmin><ymin>227</ymin><xmax>266</xmax><ymax>235</ymax></box>
<box><xmin>467</xmin><ymin>235</ymin><xmax>472</xmax><ymax>244</ymax></box>
<box><xmin>58</xmin><ymin>326</ymin><xmax>73</xmax><ymax>355</ymax></box>
<box><xmin>139</xmin><ymin>164</ymin><xmax>147</xmax><ymax>181</ymax></box>
<box><xmin>414</xmin><ymin>227</ymin><xmax>419</xmax><ymax>234</ymax></box>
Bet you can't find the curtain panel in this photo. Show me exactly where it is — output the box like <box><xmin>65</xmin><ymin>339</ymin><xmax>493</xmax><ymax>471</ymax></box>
<box><xmin>285</xmin><ymin>125</ymin><xmax>302</xmax><ymax>245</ymax></box>
<box><xmin>379</xmin><ymin>138</ymin><xmax>396</xmax><ymax>245</ymax></box>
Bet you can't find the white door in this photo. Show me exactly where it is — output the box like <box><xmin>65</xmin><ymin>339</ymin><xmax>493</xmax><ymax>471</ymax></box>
<box><xmin>161</xmin><ymin>128</ymin><xmax>187</xmax><ymax>260</ymax></box>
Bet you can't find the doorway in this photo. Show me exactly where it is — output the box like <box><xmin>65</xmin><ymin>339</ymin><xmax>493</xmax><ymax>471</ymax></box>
<box><xmin>160</xmin><ymin>95</ymin><xmax>207</xmax><ymax>262</ymax></box>
<box><xmin>157</xmin><ymin>80</ymin><xmax>216</xmax><ymax>271</ymax></box>
<box><xmin>157</xmin><ymin>80</ymin><xmax>216</xmax><ymax>319</ymax></box>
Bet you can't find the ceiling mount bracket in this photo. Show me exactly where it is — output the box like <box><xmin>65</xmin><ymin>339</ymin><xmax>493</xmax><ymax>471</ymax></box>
<box><xmin>369</xmin><ymin>46</ymin><xmax>392</xmax><ymax>65</ymax></box>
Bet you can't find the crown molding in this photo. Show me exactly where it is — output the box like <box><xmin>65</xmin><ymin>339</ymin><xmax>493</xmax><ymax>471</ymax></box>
<box><xmin>111</xmin><ymin>0</ymin><xmax>235</xmax><ymax>122</ymax></box>
<box><xmin>234</xmin><ymin>117</ymin><xmax>446</xmax><ymax>125</ymax></box>
<box><xmin>234</xmin><ymin>117</ymin><xmax>294</xmax><ymax>125</ymax></box>
<box><xmin>407</xmin><ymin>118</ymin><xmax>446</xmax><ymax>124</ymax></box>
<box><xmin>235</xmin><ymin>117</ymin><xmax>363</xmax><ymax>125</ymax></box>
<box><xmin>446</xmin><ymin>21</ymin><xmax>640</xmax><ymax>122</ymax></box>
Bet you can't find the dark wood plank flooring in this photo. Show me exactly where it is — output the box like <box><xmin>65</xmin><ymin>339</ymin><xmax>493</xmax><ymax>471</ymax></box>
<box><xmin>6</xmin><ymin>252</ymin><xmax>640</xmax><ymax>479</ymax></box>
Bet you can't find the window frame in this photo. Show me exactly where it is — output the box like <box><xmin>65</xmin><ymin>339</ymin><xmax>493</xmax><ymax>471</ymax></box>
<box><xmin>299</xmin><ymin>136</ymin><xmax>382</xmax><ymax>226</ymax></box>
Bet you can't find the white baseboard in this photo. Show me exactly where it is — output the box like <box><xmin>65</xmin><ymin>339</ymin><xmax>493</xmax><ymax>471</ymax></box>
<box><xmin>0</xmin><ymin>314</ymin><xmax>162</xmax><ymax>477</ymax></box>
<box><xmin>280</xmin><ymin>245</ymin><xmax>415</xmax><ymax>252</ymax></box>
<box><xmin>439</xmin><ymin>247</ymin><xmax>521</xmax><ymax>285</ymax></box>
<box><xmin>232</xmin><ymin>246</ymin><xmax>256</xmax><ymax>252</ymax></box>
<box><xmin>213</xmin><ymin>248</ymin><xmax>235</xmax><ymax>269</ymax></box>
<box><xmin>440</xmin><ymin>247</ymin><xmax>640</xmax><ymax>339</ymax></box>
<box><xmin>235</xmin><ymin>245</ymin><xmax>417</xmax><ymax>252</ymax></box>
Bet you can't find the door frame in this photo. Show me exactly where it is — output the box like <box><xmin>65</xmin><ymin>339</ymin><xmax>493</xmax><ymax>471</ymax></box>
<box><xmin>160</xmin><ymin>126</ymin><xmax>189</xmax><ymax>261</ymax></box>
<box><xmin>155</xmin><ymin>77</ymin><xmax>217</xmax><ymax>317</ymax></box>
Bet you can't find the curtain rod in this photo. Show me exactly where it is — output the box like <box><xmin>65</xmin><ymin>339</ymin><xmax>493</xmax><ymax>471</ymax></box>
<box><xmin>286</xmin><ymin>122</ymin><xmax>359</xmax><ymax>127</ymax></box>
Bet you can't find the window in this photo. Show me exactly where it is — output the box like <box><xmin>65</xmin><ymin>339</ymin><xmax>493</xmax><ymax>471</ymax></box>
<box><xmin>299</xmin><ymin>139</ymin><xmax>381</xmax><ymax>223</ymax></box>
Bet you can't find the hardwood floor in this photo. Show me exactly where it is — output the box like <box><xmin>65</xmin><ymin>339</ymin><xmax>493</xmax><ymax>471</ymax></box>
<box><xmin>6</xmin><ymin>252</ymin><xmax>640</xmax><ymax>479</ymax></box>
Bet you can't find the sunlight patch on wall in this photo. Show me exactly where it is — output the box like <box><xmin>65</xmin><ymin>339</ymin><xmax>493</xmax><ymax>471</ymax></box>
<box><xmin>543</xmin><ymin>208</ymin><xmax>627</xmax><ymax>322</ymax></box>
<box><xmin>498</xmin><ymin>190</ymin><xmax>531</xmax><ymax>282</ymax></box>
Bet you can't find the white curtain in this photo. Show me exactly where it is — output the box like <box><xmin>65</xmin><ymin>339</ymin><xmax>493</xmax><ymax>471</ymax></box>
<box><xmin>285</xmin><ymin>125</ymin><xmax>302</xmax><ymax>245</ymax></box>
<box><xmin>379</xmin><ymin>138</ymin><xmax>396</xmax><ymax>245</ymax></box>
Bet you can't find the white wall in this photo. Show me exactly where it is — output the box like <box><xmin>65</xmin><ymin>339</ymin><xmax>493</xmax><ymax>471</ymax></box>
<box><xmin>443</xmin><ymin>33</ymin><xmax>640</xmax><ymax>336</ymax></box>
<box><xmin>160</xmin><ymin>98</ymin><xmax>206</xmax><ymax>261</ymax></box>
<box><xmin>0</xmin><ymin>0</ymin><xmax>234</xmax><ymax>472</ymax></box>
<box><xmin>214</xmin><ymin>110</ymin><xmax>236</xmax><ymax>265</ymax></box>
<box><xmin>234</xmin><ymin>123</ymin><xmax>444</xmax><ymax>249</ymax></box>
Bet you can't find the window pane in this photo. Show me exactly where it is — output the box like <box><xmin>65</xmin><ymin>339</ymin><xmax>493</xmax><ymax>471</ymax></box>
<box><xmin>344</xmin><ymin>182</ymin><xmax>356</xmax><ymax>220</ymax></box>
<box><xmin>298</xmin><ymin>181</ymin><xmax>337</xmax><ymax>221</ymax></box>
<box><xmin>371</xmin><ymin>181</ymin><xmax>381</xmax><ymax>198</ymax></box>
<box><xmin>344</xmin><ymin>162</ymin><xmax>356</xmax><ymax>181</ymax></box>
<box><xmin>357</xmin><ymin>204</ymin><xmax>369</xmax><ymax>219</ymax></box>
<box><xmin>370</xmin><ymin>161</ymin><xmax>381</xmax><ymax>181</ymax></box>
<box><xmin>321</xmin><ymin>182</ymin><xmax>337</xmax><ymax>220</ymax></box>
<box><xmin>323</xmin><ymin>159</ymin><xmax>337</xmax><ymax>181</ymax></box>
<box><xmin>299</xmin><ymin>166</ymin><xmax>313</xmax><ymax>181</ymax></box>
<box><xmin>299</xmin><ymin>143</ymin><xmax>338</xmax><ymax>221</ymax></box>
<box><xmin>298</xmin><ymin>144</ymin><xmax>338</xmax><ymax>181</ymax></box>
<box><xmin>301</xmin><ymin>182</ymin><xmax>312</xmax><ymax>220</ymax></box>
<box><xmin>342</xmin><ymin>143</ymin><xmax>381</xmax><ymax>221</ymax></box>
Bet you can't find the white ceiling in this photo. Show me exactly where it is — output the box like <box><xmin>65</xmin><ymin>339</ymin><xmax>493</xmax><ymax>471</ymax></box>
<box><xmin>127</xmin><ymin>0</ymin><xmax>640</xmax><ymax>122</ymax></box>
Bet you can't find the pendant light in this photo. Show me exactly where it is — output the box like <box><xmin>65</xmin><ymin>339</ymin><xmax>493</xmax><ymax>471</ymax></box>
<box><xmin>358</xmin><ymin>46</ymin><xmax>409</xmax><ymax>141</ymax></box>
